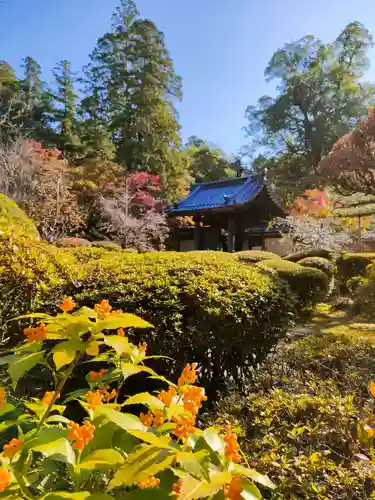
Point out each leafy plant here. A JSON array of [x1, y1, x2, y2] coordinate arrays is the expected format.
[[0, 299, 275, 499]]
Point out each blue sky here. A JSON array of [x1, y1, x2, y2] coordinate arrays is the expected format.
[[1, 0, 375, 159]]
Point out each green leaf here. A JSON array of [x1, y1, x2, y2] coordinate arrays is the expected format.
[[123, 393, 164, 410], [104, 336, 134, 355], [179, 472, 231, 500], [62, 389, 88, 404], [14, 313, 49, 320], [108, 445, 174, 489], [72, 307, 97, 319], [85, 340, 100, 357], [97, 313, 153, 332], [8, 351, 45, 389], [95, 406, 147, 431], [0, 354, 17, 366], [127, 430, 173, 448], [45, 415, 71, 425], [14, 342, 43, 353], [52, 339, 81, 370], [42, 493, 90, 500], [203, 428, 224, 454], [26, 428, 75, 465], [240, 479, 262, 500], [176, 451, 210, 480], [233, 465, 275, 489], [0, 404, 15, 417], [79, 449, 125, 470]]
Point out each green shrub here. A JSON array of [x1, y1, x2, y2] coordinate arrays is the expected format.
[[284, 248, 334, 262], [336, 252, 375, 282], [236, 250, 281, 263], [0, 236, 295, 394], [91, 240, 122, 251], [256, 259, 329, 309], [56, 237, 92, 247], [0, 194, 39, 239], [297, 256, 335, 278], [204, 328, 375, 499]]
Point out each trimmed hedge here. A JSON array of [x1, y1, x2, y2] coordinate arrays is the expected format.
[[91, 240, 122, 252], [236, 250, 281, 263], [0, 235, 295, 394], [336, 252, 375, 282], [284, 248, 334, 262], [0, 194, 39, 239], [256, 259, 329, 308], [56, 237, 92, 247], [297, 256, 335, 278]]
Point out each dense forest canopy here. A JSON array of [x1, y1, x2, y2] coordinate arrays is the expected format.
[[1, 0, 375, 244]]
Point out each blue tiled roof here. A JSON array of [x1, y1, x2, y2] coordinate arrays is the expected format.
[[171, 176, 263, 213]]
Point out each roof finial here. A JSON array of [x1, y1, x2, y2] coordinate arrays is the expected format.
[[263, 167, 268, 182]]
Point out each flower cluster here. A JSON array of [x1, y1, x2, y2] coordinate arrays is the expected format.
[[89, 369, 107, 382], [86, 387, 116, 409], [224, 427, 241, 463], [138, 476, 160, 489], [3, 439, 23, 458], [140, 409, 164, 428], [23, 323, 47, 343], [0, 469, 11, 493], [224, 476, 243, 500], [0, 387, 5, 407], [68, 420, 95, 451], [172, 479, 183, 498], [178, 363, 198, 386], [182, 386, 207, 415], [94, 299, 112, 320], [59, 297, 76, 312], [42, 391, 59, 406]]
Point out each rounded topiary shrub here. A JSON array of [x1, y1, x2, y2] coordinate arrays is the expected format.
[[336, 252, 375, 282], [284, 248, 335, 262], [92, 240, 122, 252], [0, 239, 295, 395], [236, 250, 281, 263], [0, 194, 39, 239], [256, 259, 329, 309], [297, 256, 335, 278]]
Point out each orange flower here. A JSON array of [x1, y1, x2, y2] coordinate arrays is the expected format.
[[182, 386, 207, 415], [153, 409, 164, 427], [140, 411, 154, 427], [224, 476, 243, 500], [101, 387, 116, 403], [178, 363, 198, 386], [42, 391, 60, 406], [158, 386, 177, 406], [0, 388, 5, 407], [24, 323, 48, 343], [172, 479, 183, 498], [94, 299, 112, 320], [89, 369, 107, 383], [59, 297, 76, 312], [172, 416, 196, 440], [0, 469, 11, 493], [86, 390, 103, 409], [117, 328, 125, 337], [68, 420, 95, 451], [138, 476, 160, 489], [224, 428, 241, 463], [3, 439, 23, 458]]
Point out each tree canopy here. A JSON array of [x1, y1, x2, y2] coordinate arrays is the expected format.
[[245, 22, 375, 198]]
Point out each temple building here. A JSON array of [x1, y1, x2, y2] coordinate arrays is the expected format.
[[168, 174, 288, 253]]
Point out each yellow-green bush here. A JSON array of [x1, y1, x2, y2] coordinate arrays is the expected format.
[[205, 329, 375, 499], [256, 259, 329, 309], [284, 248, 334, 262], [92, 240, 122, 251], [297, 256, 335, 278], [337, 252, 375, 282], [236, 250, 281, 263], [0, 194, 39, 239], [0, 236, 295, 393]]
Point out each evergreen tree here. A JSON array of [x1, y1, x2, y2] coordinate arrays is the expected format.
[[52, 60, 81, 159]]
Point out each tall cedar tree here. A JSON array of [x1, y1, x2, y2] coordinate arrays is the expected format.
[[51, 60, 81, 159], [84, 0, 188, 201]]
